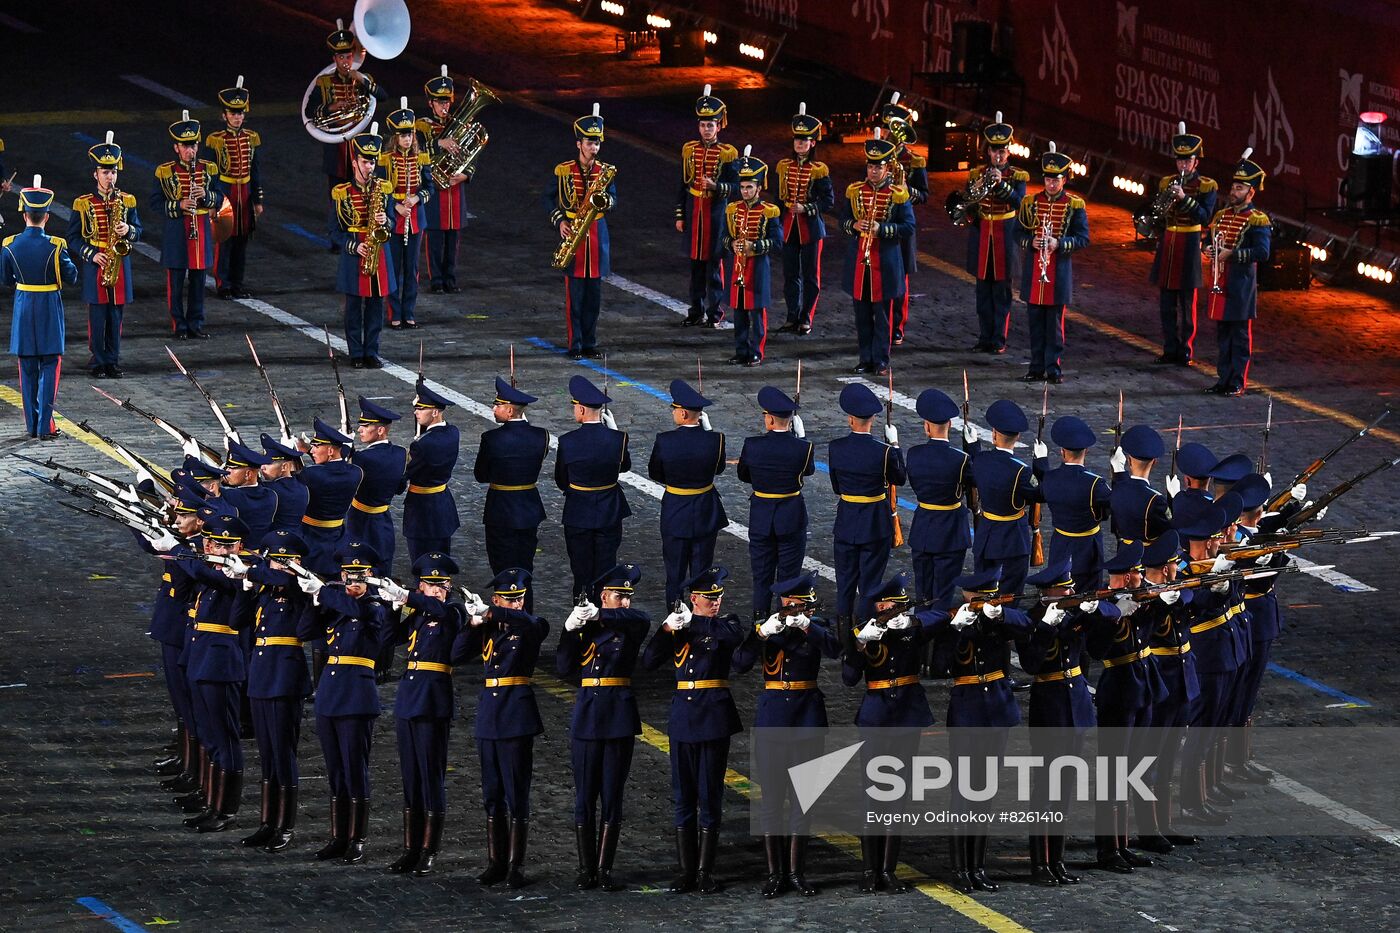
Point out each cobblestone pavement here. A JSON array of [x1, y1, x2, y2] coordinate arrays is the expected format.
[[1, 2, 1398, 931]]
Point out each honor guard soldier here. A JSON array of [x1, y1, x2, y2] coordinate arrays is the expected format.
[[1204, 150, 1271, 397], [839, 132, 915, 376], [236, 530, 313, 852], [642, 567, 746, 895], [418, 66, 469, 293], [298, 419, 364, 577], [384, 553, 466, 876], [555, 375, 632, 604], [737, 386, 815, 619], [451, 569, 550, 889], [1037, 415, 1111, 593], [556, 563, 651, 892], [844, 572, 936, 893], [880, 93, 929, 346], [775, 104, 833, 335], [151, 110, 224, 339], [69, 133, 141, 378], [296, 542, 395, 863], [260, 434, 309, 533], [476, 377, 550, 610], [969, 399, 1043, 597], [205, 76, 263, 299], [722, 147, 783, 366], [829, 383, 906, 626], [332, 123, 396, 369], [1109, 424, 1175, 547], [221, 440, 279, 548], [734, 572, 839, 897], [549, 104, 616, 360], [307, 19, 389, 215], [648, 380, 727, 608], [1151, 123, 1217, 366], [381, 98, 433, 328], [1174, 442, 1218, 511], [403, 384, 461, 561], [905, 388, 976, 609], [1015, 143, 1089, 383], [3, 177, 77, 438], [676, 85, 739, 327], [966, 113, 1028, 354], [348, 397, 409, 577]]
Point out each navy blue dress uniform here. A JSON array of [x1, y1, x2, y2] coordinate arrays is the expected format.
[[1172, 441, 1218, 512], [555, 376, 632, 603], [733, 573, 839, 896], [205, 76, 263, 299], [449, 569, 549, 888], [305, 20, 390, 194], [966, 114, 1029, 354], [235, 531, 313, 851], [721, 148, 784, 365], [843, 573, 935, 893], [677, 85, 739, 327], [547, 105, 617, 359], [68, 134, 141, 377], [828, 383, 906, 622], [1230, 474, 1285, 777], [347, 397, 408, 576], [737, 387, 815, 618], [388, 553, 466, 876], [3, 179, 77, 438], [775, 104, 833, 334], [1109, 424, 1173, 546], [379, 99, 434, 327], [296, 541, 393, 863], [905, 388, 975, 609], [641, 567, 746, 894], [475, 377, 550, 609], [1015, 144, 1090, 382], [648, 380, 727, 608], [297, 419, 364, 576], [150, 111, 225, 339], [555, 563, 651, 891], [880, 94, 929, 344], [261, 434, 310, 532], [1151, 125, 1217, 365], [1204, 153, 1271, 397], [418, 66, 469, 293], [221, 440, 279, 548], [969, 399, 1042, 596], [1038, 416, 1111, 592], [839, 135, 916, 375], [403, 385, 461, 560], [331, 125, 396, 367]]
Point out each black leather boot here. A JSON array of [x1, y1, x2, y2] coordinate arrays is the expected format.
[[387, 808, 423, 873], [696, 827, 722, 894], [265, 784, 298, 852], [1029, 835, 1058, 886], [154, 722, 185, 774], [1134, 797, 1174, 854], [969, 835, 998, 891], [176, 748, 211, 811], [669, 823, 698, 893], [477, 816, 509, 885], [1159, 782, 1198, 845], [760, 834, 785, 897], [1048, 835, 1079, 884], [184, 766, 221, 827], [505, 818, 530, 888], [859, 836, 883, 892], [949, 835, 973, 893], [315, 795, 350, 860], [1117, 806, 1153, 867], [1096, 815, 1133, 874], [197, 769, 242, 833], [342, 797, 370, 863], [242, 781, 277, 847], [880, 833, 910, 893], [787, 834, 816, 896], [162, 724, 197, 791], [575, 820, 599, 889], [597, 821, 623, 892], [414, 812, 444, 876]]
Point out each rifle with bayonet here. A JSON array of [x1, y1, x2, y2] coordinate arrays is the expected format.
[[246, 334, 294, 445], [1170, 415, 1183, 479], [166, 345, 241, 451], [960, 369, 980, 513], [1039, 563, 1306, 609], [1187, 529, 1364, 571], [1266, 407, 1391, 513], [325, 325, 350, 437], [73, 420, 177, 495], [90, 385, 223, 464], [886, 366, 905, 548], [24, 468, 168, 533], [1258, 397, 1272, 474], [1285, 455, 1400, 528], [1029, 381, 1048, 567], [10, 451, 165, 510]]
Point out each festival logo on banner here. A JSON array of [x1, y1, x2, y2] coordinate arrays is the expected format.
[[1037, 3, 1079, 105], [1115, 3, 1138, 55], [1112, 12, 1219, 160], [851, 0, 892, 40], [919, 2, 955, 73], [1249, 68, 1297, 177]]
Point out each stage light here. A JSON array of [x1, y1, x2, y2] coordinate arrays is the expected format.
[[1308, 244, 1329, 263], [738, 42, 765, 60], [646, 13, 671, 28], [1112, 175, 1145, 197], [1008, 142, 1031, 159], [1070, 160, 1088, 177], [703, 30, 718, 44], [599, 0, 625, 15]]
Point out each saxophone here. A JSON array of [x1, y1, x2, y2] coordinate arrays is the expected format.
[[552, 162, 616, 269], [361, 179, 390, 277], [100, 187, 131, 290]]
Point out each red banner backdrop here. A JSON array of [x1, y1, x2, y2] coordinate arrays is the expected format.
[[693, 0, 1400, 220]]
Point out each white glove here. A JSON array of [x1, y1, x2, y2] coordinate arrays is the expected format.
[[1255, 554, 1274, 567], [1033, 440, 1048, 460], [1210, 580, 1231, 594], [1291, 483, 1307, 502], [144, 528, 179, 552], [279, 431, 297, 449], [962, 423, 978, 445], [1109, 447, 1127, 472], [950, 604, 977, 629], [298, 575, 324, 597], [791, 414, 805, 439], [1262, 471, 1272, 488], [699, 411, 713, 432], [459, 587, 488, 617], [565, 603, 594, 632], [1114, 594, 1139, 616], [181, 438, 201, 460], [1316, 505, 1328, 521], [785, 612, 810, 629], [664, 605, 693, 630], [1165, 475, 1182, 497], [379, 581, 410, 605], [222, 554, 249, 578], [1159, 589, 1182, 605], [241, 576, 256, 591], [297, 430, 314, 448], [1078, 599, 1100, 614], [601, 409, 618, 431], [886, 613, 912, 630], [981, 601, 1002, 620], [1042, 604, 1068, 626], [856, 622, 885, 643], [760, 616, 786, 637], [884, 424, 899, 446], [1211, 555, 1235, 573]]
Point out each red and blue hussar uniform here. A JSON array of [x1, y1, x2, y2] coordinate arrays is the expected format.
[[905, 388, 976, 609], [737, 387, 815, 618], [68, 134, 141, 377], [331, 124, 396, 367], [417, 66, 471, 293], [555, 375, 632, 603], [880, 93, 929, 345], [775, 104, 833, 335], [3, 178, 77, 438], [403, 384, 461, 560], [838, 135, 915, 376], [969, 399, 1043, 597], [304, 20, 390, 199], [347, 397, 408, 576], [1037, 415, 1111, 592], [548, 104, 616, 360], [379, 98, 434, 327], [648, 380, 727, 607], [1150, 124, 1217, 365], [1015, 144, 1090, 382], [1204, 152, 1271, 397], [722, 148, 783, 366], [676, 85, 739, 327], [205, 76, 263, 299], [475, 377, 550, 610], [966, 113, 1028, 354], [297, 418, 364, 577], [150, 110, 225, 339]]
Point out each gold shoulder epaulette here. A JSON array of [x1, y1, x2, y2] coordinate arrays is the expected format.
[[47, 235, 66, 248], [724, 201, 740, 218], [811, 162, 829, 179], [554, 162, 574, 178], [246, 130, 262, 147], [1, 234, 16, 248], [908, 154, 927, 169], [681, 140, 698, 161], [200, 159, 219, 173], [417, 152, 431, 167], [331, 184, 350, 202], [206, 133, 225, 151], [891, 186, 911, 204], [761, 203, 781, 220], [72, 195, 92, 211], [845, 181, 865, 198], [1067, 194, 1087, 210], [154, 163, 174, 181], [121, 192, 138, 208], [1012, 168, 1031, 182], [1197, 176, 1217, 193], [717, 143, 739, 161], [1248, 210, 1271, 227]]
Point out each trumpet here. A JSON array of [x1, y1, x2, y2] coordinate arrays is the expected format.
[[1037, 213, 1053, 284], [100, 186, 131, 291], [553, 162, 616, 270], [944, 166, 998, 226], [1209, 226, 1225, 295]]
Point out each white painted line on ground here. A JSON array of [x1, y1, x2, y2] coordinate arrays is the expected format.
[[119, 75, 209, 110], [605, 272, 733, 329], [1291, 554, 1376, 593], [1267, 770, 1400, 847]]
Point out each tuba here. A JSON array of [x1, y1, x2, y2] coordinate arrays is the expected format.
[[429, 78, 499, 188], [302, 0, 410, 144], [552, 163, 617, 269], [1133, 172, 1186, 238], [945, 167, 996, 226]]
